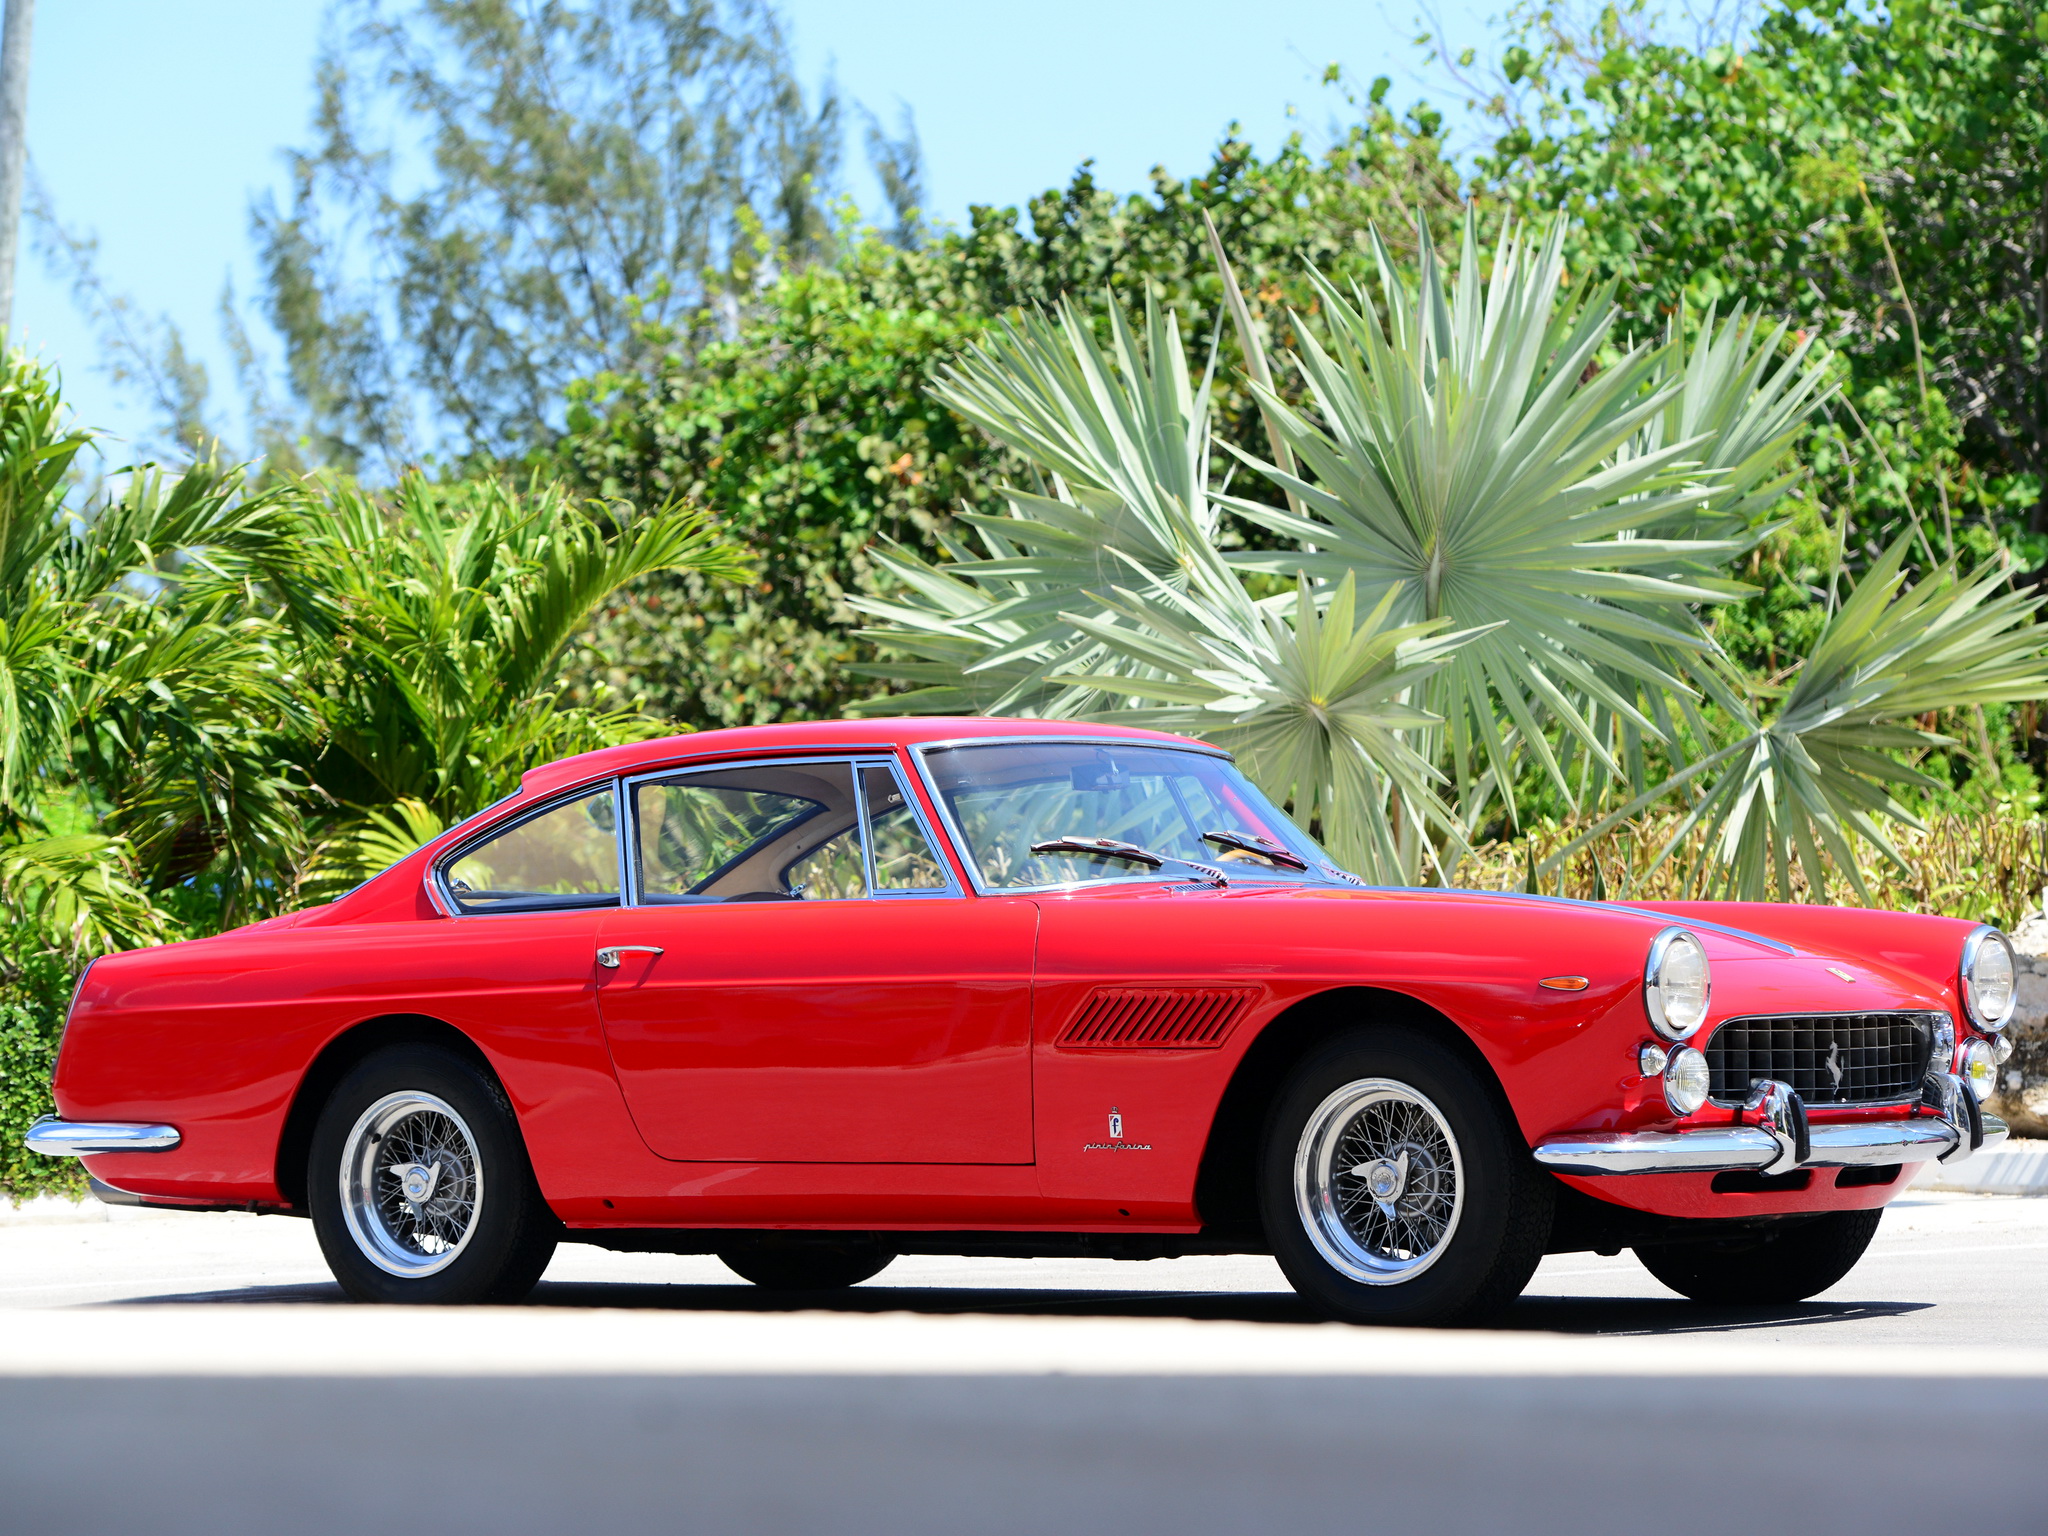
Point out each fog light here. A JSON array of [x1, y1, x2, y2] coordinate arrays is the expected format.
[[1638, 1042, 1669, 1077], [1959, 1036, 1998, 1102], [1663, 1046, 1711, 1116]]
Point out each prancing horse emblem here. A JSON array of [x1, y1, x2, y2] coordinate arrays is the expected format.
[[1108, 1108, 1124, 1141], [1825, 1040, 1845, 1090]]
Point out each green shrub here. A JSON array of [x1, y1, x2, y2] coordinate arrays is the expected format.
[[0, 995, 84, 1204]]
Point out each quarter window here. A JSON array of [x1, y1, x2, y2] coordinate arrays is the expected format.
[[861, 764, 950, 891], [442, 788, 621, 914]]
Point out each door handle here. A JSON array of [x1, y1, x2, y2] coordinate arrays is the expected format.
[[597, 945, 665, 969]]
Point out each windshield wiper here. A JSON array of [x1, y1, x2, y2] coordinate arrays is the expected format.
[[1029, 835, 1228, 887], [1201, 828, 1309, 871]]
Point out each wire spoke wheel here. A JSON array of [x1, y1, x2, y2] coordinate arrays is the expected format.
[[339, 1091, 485, 1279], [1294, 1077, 1464, 1286]]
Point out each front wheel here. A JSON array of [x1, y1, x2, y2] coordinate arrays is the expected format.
[[1634, 1209, 1882, 1304], [1259, 1028, 1553, 1327], [308, 1045, 558, 1305]]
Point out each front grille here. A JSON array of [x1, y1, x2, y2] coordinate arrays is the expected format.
[[1703, 1012, 1937, 1107]]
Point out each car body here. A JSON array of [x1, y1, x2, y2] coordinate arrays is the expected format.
[[29, 718, 2016, 1321]]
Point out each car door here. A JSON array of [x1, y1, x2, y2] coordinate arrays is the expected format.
[[593, 754, 1038, 1163], [417, 782, 625, 1111]]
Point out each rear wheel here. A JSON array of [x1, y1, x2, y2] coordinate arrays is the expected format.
[[1634, 1209, 1882, 1304], [308, 1045, 558, 1305], [717, 1237, 895, 1290], [1259, 1027, 1553, 1327]]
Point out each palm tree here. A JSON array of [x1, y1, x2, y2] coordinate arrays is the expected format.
[[855, 214, 2048, 894], [0, 349, 298, 943], [280, 472, 751, 891]]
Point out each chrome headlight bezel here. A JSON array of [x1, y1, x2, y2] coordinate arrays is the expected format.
[[1662, 1045, 1711, 1116], [1960, 926, 2018, 1033], [1958, 1036, 1998, 1102], [1643, 928, 1712, 1041]]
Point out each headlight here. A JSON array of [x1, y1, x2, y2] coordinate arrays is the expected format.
[[1663, 1046, 1711, 1116], [1960, 927, 2017, 1032], [1644, 928, 1712, 1040], [1959, 1036, 1998, 1102]]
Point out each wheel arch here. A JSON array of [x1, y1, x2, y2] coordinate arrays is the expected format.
[[274, 1014, 504, 1211], [1192, 985, 1518, 1243]]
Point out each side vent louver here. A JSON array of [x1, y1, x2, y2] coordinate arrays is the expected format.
[[1055, 987, 1255, 1050]]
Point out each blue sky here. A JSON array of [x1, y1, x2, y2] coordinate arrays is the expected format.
[[17, 0, 1500, 458]]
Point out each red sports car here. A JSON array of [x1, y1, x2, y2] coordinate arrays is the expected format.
[[28, 719, 2015, 1324]]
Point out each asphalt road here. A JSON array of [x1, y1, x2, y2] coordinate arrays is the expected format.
[[3, 1187, 2044, 1534]]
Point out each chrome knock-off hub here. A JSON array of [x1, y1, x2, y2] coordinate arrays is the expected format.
[[390, 1160, 444, 1206]]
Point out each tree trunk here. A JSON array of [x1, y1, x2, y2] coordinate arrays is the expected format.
[[0, 0, 33, 338]]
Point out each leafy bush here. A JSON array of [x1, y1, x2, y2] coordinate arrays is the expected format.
[[0, 978, 82, 1212]]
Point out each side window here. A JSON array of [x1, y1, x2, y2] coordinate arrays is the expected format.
[[860, 765, 950, 892], [635, 761, 865, 902], [443, 788, 620, 914]]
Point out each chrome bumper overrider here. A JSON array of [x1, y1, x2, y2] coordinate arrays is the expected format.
[[24, 1117, 181, 1155], [1534, 1073, 2006, 1178]]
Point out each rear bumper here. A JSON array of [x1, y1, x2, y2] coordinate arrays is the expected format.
[[24, 1117, 181, 1155], [1535, 1076, 2005, 1178]]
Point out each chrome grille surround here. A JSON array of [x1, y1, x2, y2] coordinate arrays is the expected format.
[[1702, 1011, 1941, 1108]]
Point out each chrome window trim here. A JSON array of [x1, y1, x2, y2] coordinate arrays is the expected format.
[[905, 736, 1334, 899], [851, 760, 879, 895], [619, 751, 965, 905], [610, 773, 633, 908], [857, 758, 961, 899], [909, 732, 1234, 761], [429, 780, 627, 919]]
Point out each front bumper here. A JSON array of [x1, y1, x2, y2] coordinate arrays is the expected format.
[[24, 1117, 181, 1155], [1534, 1073, 2005, 1178]]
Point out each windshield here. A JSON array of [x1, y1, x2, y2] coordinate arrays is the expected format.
[[921, 741, 1341, 890]]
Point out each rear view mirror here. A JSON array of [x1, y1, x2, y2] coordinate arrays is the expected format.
[[1070, 764, 1130, 792]]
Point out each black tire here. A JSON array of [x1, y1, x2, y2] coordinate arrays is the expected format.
[[1259, 1027, 1553, 1327], [716, 1237, 896, 1290], [1634, 1209, 1882, 1304], [308, 1044, 558, 1305]]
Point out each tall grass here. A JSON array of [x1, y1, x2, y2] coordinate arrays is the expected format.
[[1459, 810, 2047, 929]]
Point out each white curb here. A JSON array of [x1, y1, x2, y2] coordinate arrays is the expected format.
[[1913, 1137, 2048, 1196]]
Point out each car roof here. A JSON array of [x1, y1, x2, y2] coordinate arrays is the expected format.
[[514, 716, 1222, 802]]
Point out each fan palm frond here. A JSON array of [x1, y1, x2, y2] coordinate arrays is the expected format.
[[853, 291, 1228, 712], [1555, 535, 2048, 899], [1054, 572, 1485, 882], [1225, 213, 1751, 806]]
